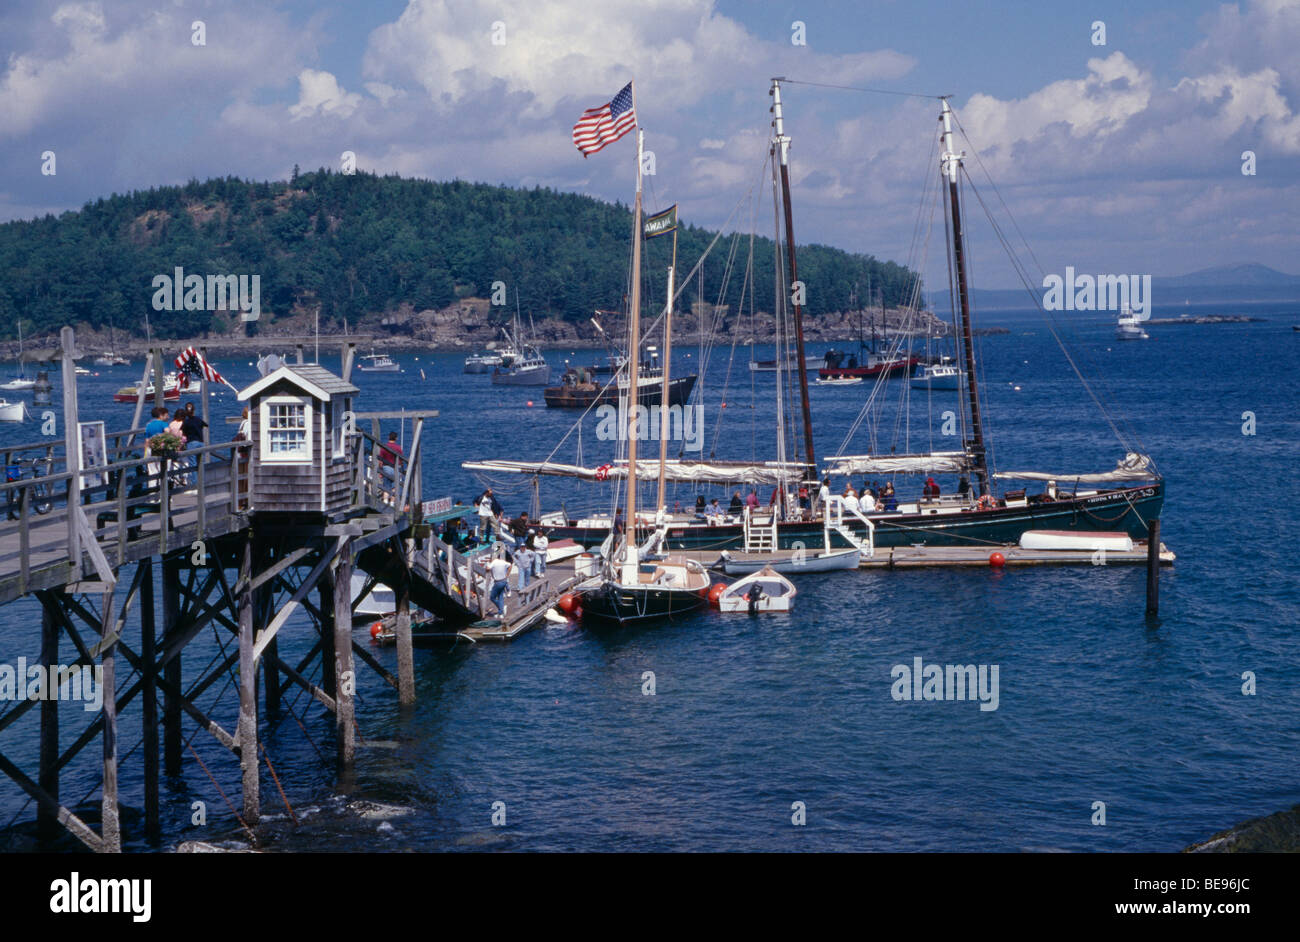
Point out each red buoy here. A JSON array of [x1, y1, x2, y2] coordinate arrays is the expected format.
[[526, 400, 534, 407], [988, 552, 1006, 568], [369, 621, 383, 639], [707, 582, 727, 605], [557, 593, 579, 615]]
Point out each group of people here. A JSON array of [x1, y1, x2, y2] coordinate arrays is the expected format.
[[471, 487, 550, 617], [143, 401, 207, 486]]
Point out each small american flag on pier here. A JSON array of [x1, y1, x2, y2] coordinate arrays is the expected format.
[[572, 81, 636, 157]]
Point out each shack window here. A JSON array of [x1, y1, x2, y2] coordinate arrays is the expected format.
[[261, 396, 312, 462]]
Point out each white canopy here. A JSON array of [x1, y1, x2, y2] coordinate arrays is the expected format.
[[822, 452, 972, 476], [993, 452, 1158, 484], [462, 458, 811, 486]]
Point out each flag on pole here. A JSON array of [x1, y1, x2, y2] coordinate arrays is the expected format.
[[572, 82, 636, 158], [644, 204, 678, 239], [174, 346, 236, 392]]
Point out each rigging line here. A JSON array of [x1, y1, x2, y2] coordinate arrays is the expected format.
[[959, 167, 1135, 454], [779, 78, 944, 100], [949, 110, 1148, 458]]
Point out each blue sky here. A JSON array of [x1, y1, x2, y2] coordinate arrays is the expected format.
[[1, 0, 1297, 291]]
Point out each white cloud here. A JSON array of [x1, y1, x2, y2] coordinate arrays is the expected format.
[[290, 69, 362, 120]]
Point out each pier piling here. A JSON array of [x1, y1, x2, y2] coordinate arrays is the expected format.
[[1146, 519, 1161, 616]]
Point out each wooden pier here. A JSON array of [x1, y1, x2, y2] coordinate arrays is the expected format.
[[0, 328, 462, 852]]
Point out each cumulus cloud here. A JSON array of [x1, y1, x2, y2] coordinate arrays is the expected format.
[[290, 69, 362, 120]]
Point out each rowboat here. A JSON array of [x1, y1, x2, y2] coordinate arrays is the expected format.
[[716, 567, 796, 612]]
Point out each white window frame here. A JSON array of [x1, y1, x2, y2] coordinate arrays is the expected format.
[[260, 395, 313, 463], [332, 398, 350, 460]]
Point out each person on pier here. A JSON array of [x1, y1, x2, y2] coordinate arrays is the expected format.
[[487, 549, 511, 616], [476, 488, 497, 538]]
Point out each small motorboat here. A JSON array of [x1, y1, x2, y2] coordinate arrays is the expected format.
[[716, 567, 796, 613], [351, 574, 396, 624], [910, 357, 964, 390], [1115, 306, 1149, 341], [464, 352, 504, 373], [357, 350, 401, 372], [0, 377, 35, 391], [1018, 530, 1134, 552], [815, 375, 863, 386], [0, 398, 26, 422]]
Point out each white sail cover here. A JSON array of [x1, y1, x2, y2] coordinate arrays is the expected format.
[[993, 452, 1157, 483], [822, 452, 972, 476], [462, 458, 810, 486]]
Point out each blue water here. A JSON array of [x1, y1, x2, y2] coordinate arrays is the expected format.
[[1, 301, 1297, 852]]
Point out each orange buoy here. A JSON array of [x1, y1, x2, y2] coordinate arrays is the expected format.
[[557, 592, 579, 615], [526, 400, 534, 407], [707, 582, 727, 605], [988, 552, 1006, 568], [369, 621, 384, 639]]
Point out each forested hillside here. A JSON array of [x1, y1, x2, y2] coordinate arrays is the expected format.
[[0, 169, 920, 340]]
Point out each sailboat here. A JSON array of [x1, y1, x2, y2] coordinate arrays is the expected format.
[[2, 322, 36, 391], [571, 103, 710, 625], [468, 84, 1163, 554], [490, 294, 551, 385]]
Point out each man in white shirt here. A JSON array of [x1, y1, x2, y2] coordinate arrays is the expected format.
[[842, 486, 861, 514], [859, 489, 876, 513], [487, 553, 511, 615], [817, 478, 831, 514], [477, 491, 495, 538], [532, 531, 548, 575]]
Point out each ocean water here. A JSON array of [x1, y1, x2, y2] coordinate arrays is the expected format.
[[1, 300, 1297, 852]]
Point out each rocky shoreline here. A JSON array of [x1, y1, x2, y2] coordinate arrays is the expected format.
[[5, 298, 959, 361]]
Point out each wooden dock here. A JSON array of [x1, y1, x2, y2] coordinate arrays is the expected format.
[[0, 330, 451, 853]]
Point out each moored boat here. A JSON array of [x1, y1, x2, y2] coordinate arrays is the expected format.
[[716, 567, 796, 612], [464, 352, 503, 373], [357, 350, 401, 372]]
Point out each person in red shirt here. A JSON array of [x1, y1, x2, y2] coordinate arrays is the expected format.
[[379, 432, 402, 492]]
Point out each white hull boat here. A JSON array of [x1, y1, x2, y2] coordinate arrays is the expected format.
[[351, 574, 396, 622], [717, 567, 797, 612], [715, 546, 860, 575], [1018, 530, 1134, 552], [815, 376, 862, 386], [0, 399, 27, 422]]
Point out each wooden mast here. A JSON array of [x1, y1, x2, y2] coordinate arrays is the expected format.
[[770, 78, 817, 485], [622, 114, 645, 582], [940, 98, 991, 497]]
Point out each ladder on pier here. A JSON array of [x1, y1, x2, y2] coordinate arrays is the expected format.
[[742, 507, 778, 552], [824, 496, 875, 559]]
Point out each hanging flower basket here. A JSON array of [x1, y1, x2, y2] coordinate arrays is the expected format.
[[147, 432, 184, 458]]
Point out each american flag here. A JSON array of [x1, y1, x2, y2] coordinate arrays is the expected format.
[[572, 82, 636, 158], [174, 346, 232, 390]]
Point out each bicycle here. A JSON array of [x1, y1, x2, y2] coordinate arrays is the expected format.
[[6, 455, 53, 520]]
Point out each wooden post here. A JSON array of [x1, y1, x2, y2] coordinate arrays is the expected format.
[[1145, 519, 1161, 616], [261, 547, 280, 717], [395, 566, 414, 706], [37, 602, 59, 841], [99, 584, 120, 852], [61, 328, 80, 574], [237, 535, 260, 823], [332, 545, 356, 767], [162, 555, 182, 775], [140, 559, 159, 839], [319, 573, 336, 698], [152, 348, 164, 414]]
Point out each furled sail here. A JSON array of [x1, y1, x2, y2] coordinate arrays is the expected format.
[[462, 458, 810, 486], [821, 452, 972, 476], [993, 452, 1158, 483]]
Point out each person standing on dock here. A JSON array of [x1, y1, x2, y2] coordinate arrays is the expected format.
[[144, 406, 170, 484], [488, 550, 511, 616], [532, 530, 548, 576], [477, 488, 496, 538], [514, 544, 533, 591]]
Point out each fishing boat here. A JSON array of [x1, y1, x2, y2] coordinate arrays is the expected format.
[[0, 398, 26, 422], [544, 350, 696, 408], [357, 350, 401, 372], [491, 344, 550, 385], [1115, 307, 1149, 341], [113, 371, 186, 403], [715, 567, 796, 613], [817, 348, 920, 381], [468, 85, 1164, 554], [463, 351, 504, 373], [910, 356, 964, 390]]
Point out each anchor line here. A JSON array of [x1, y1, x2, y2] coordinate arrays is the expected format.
[[187, 741, 257, 843], [259, 742, 298, 826]]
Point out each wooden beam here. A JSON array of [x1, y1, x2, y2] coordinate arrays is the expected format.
[[161, 556, 182, 775], [251, 535, 346, 661], [333, 546, 356, 767], [38, 603, 59, 840], [237, 535, 259, 823], [61, 328, 81, 573], [0, 750, 103, 852], [98, 580, 121, 852], [139, 558, 159, 839]]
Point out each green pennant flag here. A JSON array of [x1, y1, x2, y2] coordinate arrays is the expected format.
[[644, 204, 678, 239]]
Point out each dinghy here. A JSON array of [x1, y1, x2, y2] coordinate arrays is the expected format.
[[1018, 530, 1134, 552], [716, 567, 796, 613]]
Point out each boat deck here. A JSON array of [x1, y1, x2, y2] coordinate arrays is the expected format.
[[675, 542, 1173, 570]]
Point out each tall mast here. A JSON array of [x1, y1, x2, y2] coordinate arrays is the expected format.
[[623, 124, 645, 575], [656, 229, 677, 511], [940, 98, 990, 497], [770, 78, 816, 482]]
